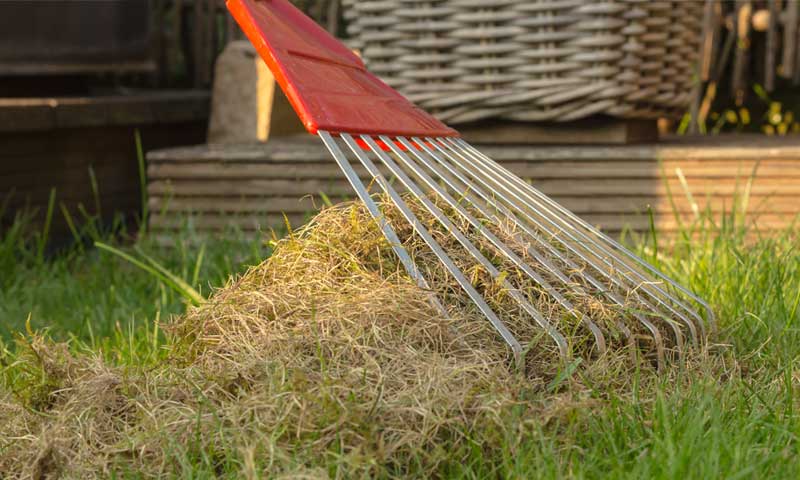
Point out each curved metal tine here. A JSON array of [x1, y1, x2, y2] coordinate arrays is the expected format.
[[445, 143, 695, 356], [334, 133, 526, 365], [349, 134, 570, 359], [422, 137, 669, 362], [411, 138, 648, 345], [317, 132, 449, 317], [439, 137, 696, 348], [436, 137, 684, 356], [392, 136, 607, 354], [454, 138, 715, 335], [449, 138, 705, 343]]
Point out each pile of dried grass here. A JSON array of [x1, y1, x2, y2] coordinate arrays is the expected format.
[[0, 200, 706, 477]]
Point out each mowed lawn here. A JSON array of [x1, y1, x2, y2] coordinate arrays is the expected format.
[[1, 209, 798, 478]]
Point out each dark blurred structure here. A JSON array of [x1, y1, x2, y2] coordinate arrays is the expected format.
[[0, 1, 153, 77], [0, 1, 209, 244], [0, 1, 345, 245], [689, 0, 800, 134]]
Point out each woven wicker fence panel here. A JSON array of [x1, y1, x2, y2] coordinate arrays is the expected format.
[[342, 0, 703, 123]]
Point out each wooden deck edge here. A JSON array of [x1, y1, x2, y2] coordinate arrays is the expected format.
[[145, 136, 800, 236], [0, 90, 211, 133]]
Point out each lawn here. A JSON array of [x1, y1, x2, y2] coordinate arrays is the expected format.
[[1, 205, 798, 478]]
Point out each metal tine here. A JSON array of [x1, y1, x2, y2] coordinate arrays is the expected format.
[[427, 138, 678, 363], [331, 133, 527, 366], [318, 131, 430, 289], [351, 134, 571, 359], [440, 141, 697, 349], [453, 138, 715, 331], [390, 136, 608, 354], [450, 138, 710, 340], [438, 139, 692, 311], [434, 136, 696, 352], [318, 131, 444, 316], [407, 138, 647, 344], [415, 137, 671, 361]]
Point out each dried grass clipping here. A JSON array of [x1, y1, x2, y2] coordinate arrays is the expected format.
[[0, 201, 706, 478]]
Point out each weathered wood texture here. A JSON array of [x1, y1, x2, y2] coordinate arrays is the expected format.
[[147, 135, 800, 236], [459, 117, 659, 145], [1, 93, 210, 244]]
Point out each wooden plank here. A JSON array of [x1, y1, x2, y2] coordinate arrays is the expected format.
[[0, 92, 210, 133], [6, 190, 140, 211], [148, 138, 800, 165], [148, 195, 336, 213], [782, 0, 799, 79], [459, 118, 659, 145], [171, 0, 184, 84], [144, 135, 800, 236], [0, 61, 156, 77], [148, 139, 333, 163], [765, 0, 779, 91], [3, 151, 139, 179], [3, 154, 139, 190], [2, 182, 138, 205], [489, 135, 800, 160], [588, 214, 796, 232], [152, 0, 166, 86], [657, 147, 800, 161], [0, 102, 55, 132], [148, 177, 800, 198], [150, 143, 664, 163], [193, 0, 205, 87], [2, 124, 204, 176], [150, 212, 309, 231], [731, 1, 752, 101], [148, 211, 796, 233], [206, 0, 217, 89], [147, 194, 800, 215], [148, 178, 360, 197], [146, 160, 800, 180], [658, 158, 800, 169]]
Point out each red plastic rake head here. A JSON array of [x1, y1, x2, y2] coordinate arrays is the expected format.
[[226, 0, 458, 139]]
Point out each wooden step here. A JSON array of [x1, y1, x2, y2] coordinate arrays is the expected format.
[[146, 135, 800, 236]]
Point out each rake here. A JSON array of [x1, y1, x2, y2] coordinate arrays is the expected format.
[[227, 0, 714, 368]]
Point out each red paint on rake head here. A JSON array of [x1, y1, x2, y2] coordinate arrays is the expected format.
[[226, 0, 458, 139], [354, 137, 435, 152]]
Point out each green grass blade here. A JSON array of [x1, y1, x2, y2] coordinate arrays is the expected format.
[[36, 188, 57, 263], [59, 203, 82, 250], [191, 243, 206, 288], [87, 165, 102, 217], [95, 242, 205, 306], [135, 129, 149, 235], [134, 245, 205, 306]]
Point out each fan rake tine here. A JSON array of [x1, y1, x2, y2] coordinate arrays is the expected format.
[[441, 138, 691, 350], [389, 136, 608, 355], [431, 137, 687, 364], [454, 138, 715, 336], [331, 133, 528, 367], [422, 137, 679, 363], [443, 139, 693, 317], [317, 131, 450, 317], [348, 134, 570, 360], [412, 136, 646, 343], [449, 138, 707, 344]]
